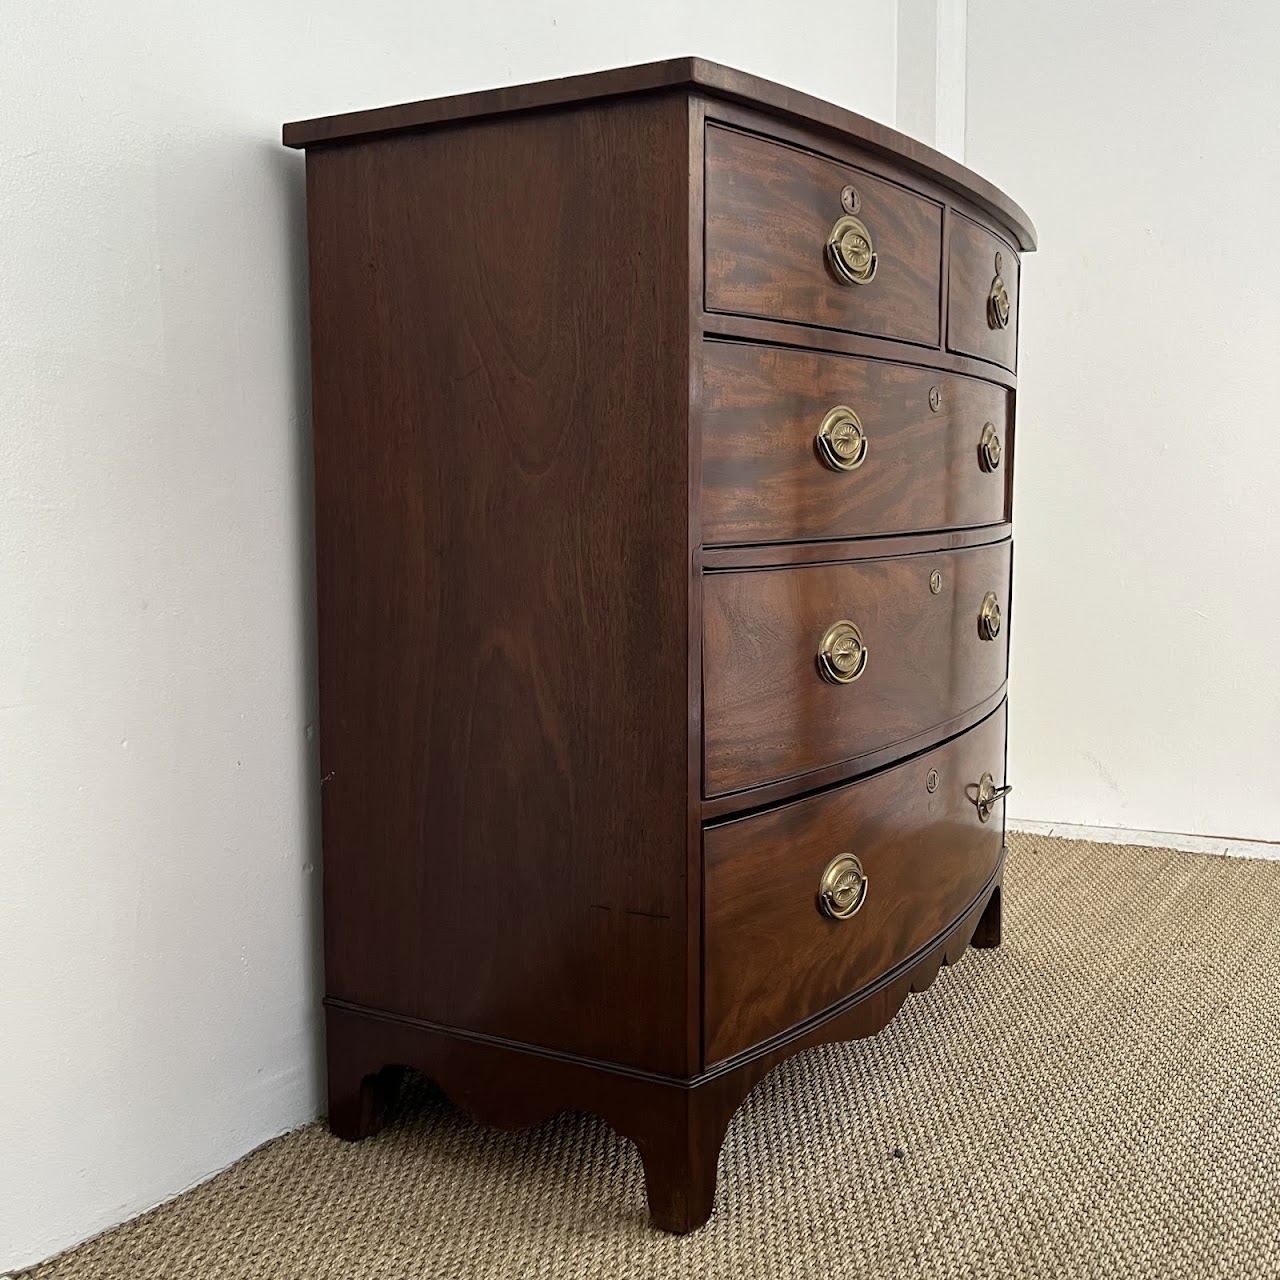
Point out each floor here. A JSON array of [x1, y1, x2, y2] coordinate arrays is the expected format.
[[22, 832, 1280, 1279]]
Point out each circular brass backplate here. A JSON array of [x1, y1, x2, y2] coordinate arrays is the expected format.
[[988, 269, 1011, 329], [930, 570, 943, 595], [816, 406, 868, 472], [979, 592, 1002, 640], [818, 853, 868, 921], [817, 620, 868, 685], [826, 214, 878, 285], [929, 386, 942, 412], [980, 423, 1003, 472]]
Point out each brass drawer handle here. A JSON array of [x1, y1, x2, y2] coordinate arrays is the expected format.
[[988, 251, 1011, 329], [827, 214, 878, 285], [817, 620, 868, 685], [980, 423, 1003, 472], [818, 853, 868, 920], [979, 592, 1002, 640], [815, 406, 868, 472], [968, 772, 1013, 823]]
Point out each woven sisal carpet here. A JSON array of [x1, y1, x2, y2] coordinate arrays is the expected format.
[[22, 833, 1280, 1279]]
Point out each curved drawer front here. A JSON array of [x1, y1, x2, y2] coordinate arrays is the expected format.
[[948, 212, 1019, 371], [704, 703, 1008, 1066], [703, 540, 1011, 797], [701, 341, 1011, 545], [704, 124, 942, 346]]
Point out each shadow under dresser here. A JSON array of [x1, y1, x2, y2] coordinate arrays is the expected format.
[[284, 57, 1036, 1234]]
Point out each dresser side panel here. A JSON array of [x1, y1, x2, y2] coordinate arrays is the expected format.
[[305, 95, 694, 1074]]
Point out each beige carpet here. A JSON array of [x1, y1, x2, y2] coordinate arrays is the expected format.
[[23, 833, 1280, 1279]]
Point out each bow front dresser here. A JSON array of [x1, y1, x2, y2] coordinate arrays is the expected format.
[[285, 58, 1035, 1234]]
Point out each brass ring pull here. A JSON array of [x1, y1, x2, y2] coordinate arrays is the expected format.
[[979, 592, 1002, 641], [827, 214, 878, 285], [817, 620, 868, 685], [980, 423, 1002, 472], [988, 256, 1011, 329], [815, 406, 868, 472], [818, 853, 868, 920], [968, 772, 1013, 823]]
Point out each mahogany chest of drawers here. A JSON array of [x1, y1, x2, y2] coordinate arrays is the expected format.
[[285, 58, 1035, 1234]]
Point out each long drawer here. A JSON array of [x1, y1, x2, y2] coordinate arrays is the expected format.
[[703, 539, 1011, 797], [701, 342, 1011, 545], [703, 702, 1008, 1065]]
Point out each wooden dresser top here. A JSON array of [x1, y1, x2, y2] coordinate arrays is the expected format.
[[282, 56, 1036, 251]]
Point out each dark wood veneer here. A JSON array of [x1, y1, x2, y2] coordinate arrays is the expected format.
[[290, 62, 1032, 1235], [306, 95, 694, 1075], [701, 341, 1010, 545], [705, 125, 943, 347], [705, 704, 1007, 1063], [703, 540, 1012, 796], [284, 57, 1036, 252], [948, 211, 1020, 371]]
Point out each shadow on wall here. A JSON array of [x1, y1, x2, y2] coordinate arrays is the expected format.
[[271, 139, 326, 1101]]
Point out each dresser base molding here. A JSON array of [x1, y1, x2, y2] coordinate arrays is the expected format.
[[324, 854, 1003, 1234]]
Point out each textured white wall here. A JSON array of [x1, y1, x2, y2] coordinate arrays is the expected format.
[[965, 0, 1280, 842], [896, 0, 966, 160], [0, 3, 899, 1269]]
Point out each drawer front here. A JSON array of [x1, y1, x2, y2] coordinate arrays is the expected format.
[[703, 540, 1011, 797], [704, 703, 1007, 1065], [701, 342, 1011, 545], [948, 213, 1019, 370], [704, 125, 942, 347]]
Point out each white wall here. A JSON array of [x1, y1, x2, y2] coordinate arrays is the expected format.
[[896, 0, 967, 160], [0, 3, 899, 1270], [964, 0, 1280, 844]]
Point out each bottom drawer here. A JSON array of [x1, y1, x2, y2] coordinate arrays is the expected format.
[[703, 704, 1008, 1066]]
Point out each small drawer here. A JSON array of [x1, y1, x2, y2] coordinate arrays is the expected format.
[[704, 703, 1007, 1065], [704, 125, 942, 347], [701, 341, 1011, 545], [703, 539, 1010, 797], [947, 213, 1019, 370]]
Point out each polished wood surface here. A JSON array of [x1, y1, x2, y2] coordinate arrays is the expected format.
[[704, 125, 942, 346], [948, 212, 1019, 371], [704, 704, 1007, 1064], [701, 524, 1008, 571], [326, 856, 1002, 1233], [701, 313, 1018, 389], [306, 94, 696, 1076], [703, 540, 1012, 796], [283, 56, 1037, 252], [701, 341, 1010, 545], [293, 62, 1033, 1234], [700, 685, 1007, 821]]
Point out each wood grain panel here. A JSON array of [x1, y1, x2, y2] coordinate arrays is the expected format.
[[948, 212, 1019, 371], [704, 125, 942, 346], [704, 704, 1008, 1064], [305, 96, 695, 1075], [701, 341, 1010, 545], [285, 57, 1038, 253], [703, 540, 1011, 796]]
